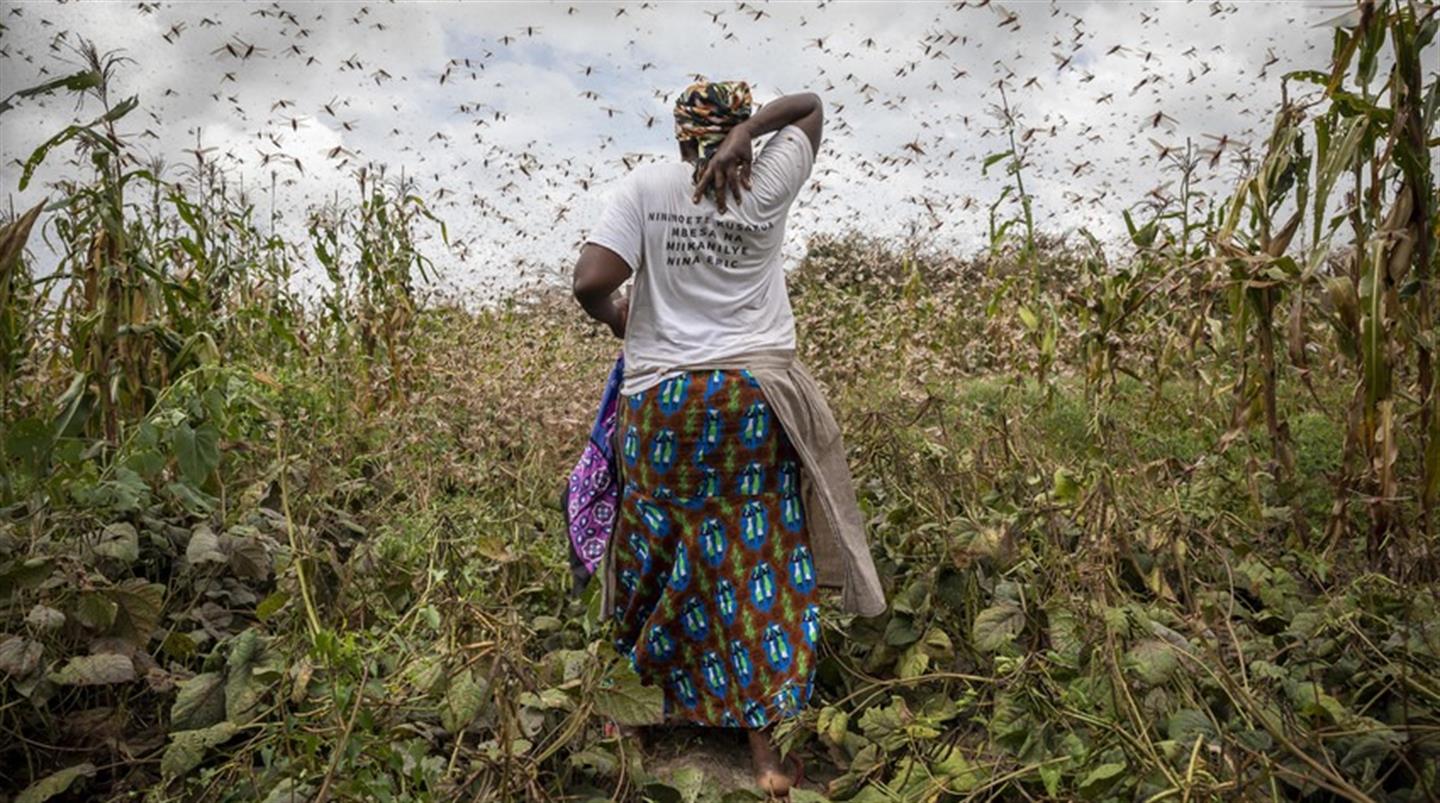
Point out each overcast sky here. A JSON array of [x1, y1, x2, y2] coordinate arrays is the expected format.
[[0, 1, 1381, 301]]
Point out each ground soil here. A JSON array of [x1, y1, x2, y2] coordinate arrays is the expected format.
[[641, 725, 839, 799]]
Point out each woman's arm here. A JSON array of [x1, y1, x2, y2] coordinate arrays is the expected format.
[[573, 244, 632, 338], [732, 92, 823, 153], [693, 92, 824, 209]]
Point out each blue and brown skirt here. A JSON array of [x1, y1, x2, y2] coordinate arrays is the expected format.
[[612, 368, 819, 728]]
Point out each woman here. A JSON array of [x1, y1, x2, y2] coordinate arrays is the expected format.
[[572, 80, 885, 796]]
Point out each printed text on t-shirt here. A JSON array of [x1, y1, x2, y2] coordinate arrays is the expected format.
[[647, 211, 775, 269]]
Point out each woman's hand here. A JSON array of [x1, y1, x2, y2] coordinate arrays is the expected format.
[[692, 123, 753, 213]]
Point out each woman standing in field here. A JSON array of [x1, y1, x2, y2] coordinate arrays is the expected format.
[[573, 81, 885, 796]]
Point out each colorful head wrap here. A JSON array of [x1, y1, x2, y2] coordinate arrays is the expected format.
[[673, 80, 753, 182]]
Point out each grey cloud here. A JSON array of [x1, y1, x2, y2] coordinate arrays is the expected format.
[[1, 1, 1357, 300]]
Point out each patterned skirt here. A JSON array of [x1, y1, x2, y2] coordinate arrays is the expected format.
[[611, 369, 819, 728]]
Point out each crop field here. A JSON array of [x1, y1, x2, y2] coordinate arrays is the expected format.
[[0, 1, 1438, 802]]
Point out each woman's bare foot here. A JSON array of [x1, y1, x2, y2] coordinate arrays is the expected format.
[[747, 728, 792, 797]]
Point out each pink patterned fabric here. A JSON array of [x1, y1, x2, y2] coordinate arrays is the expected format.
[[566, 355, 625, 575]]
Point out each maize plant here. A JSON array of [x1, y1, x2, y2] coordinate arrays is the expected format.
[[984, 84, 1059, 390], [1307, 0, 1436, 567], [1212, 99, 1311, 542], [310, 168, 446, 412]]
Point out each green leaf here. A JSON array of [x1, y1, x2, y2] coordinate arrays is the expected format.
[[922, 627, 954, 658], [0, 557, 54, 597], [890, 578, 930, 615], [1046, 605, 1084, 665], [166, 480, 217, 513], [122, 447, 166, 479], [74, 593, 118, 631], [858, 696, 907, 747], [25, 604, 65, 631], [931, 744, 983, 791], [93, 522, 139, 563], [1167, 709, 1216, 745], [108, 579, 164, 647], [1288, 680, 1349, 724], [2, 417, 50, 476], [186, 524, 226, 567], [50, 371, 87, 439], [668, 766, 706, 803], [1077, 761, 1127, 799], [594, 661, 663, 726], [535, 687, 573, 710], [225, 629, 267, 724], [162, 632, 197, 660], [259, 778, 315, 803], [224, 530, 271, 580], [1341, 727, 1402, 770], [567, 746, 618, 776], [170, 672, 225, 731], [442, 667, 491, 733], [405, 655, 445, 697], [1125, 639, 1180, 686], [1051, 468, 1081, 504], [883, 613, 922, 647], [982, 150, 1013, 174], [0, 70, 100, 115], [818, 706, 849, 746], [640, 780, 683, 803], [19, 127, 77, 191], [1017, 305, 1039, 331], [172, 421, 220, 485], [972, 602, 1025, 652], [99, 95, 139, 124], [100, 467, 150, 513], [897, 642, 930, 679], [14, 762, 96, 803], [1283, 69, 1331, 86], [0, 636, 43, 678], [474, 533, 514, 563], [162, 722, 237, 778], [532, 614, 563, 633], [256, 591, 290, 622], [50, 653, 135, 686], [1038, 763, 1062, 797]]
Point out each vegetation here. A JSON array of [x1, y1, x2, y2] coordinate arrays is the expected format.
[[1, 2, 1437, 801]]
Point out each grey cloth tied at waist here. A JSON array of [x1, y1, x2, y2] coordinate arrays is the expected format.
[[602, 348, 888, 618]]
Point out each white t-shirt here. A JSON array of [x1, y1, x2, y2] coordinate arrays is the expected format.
[[585, 125, 815, 396]]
